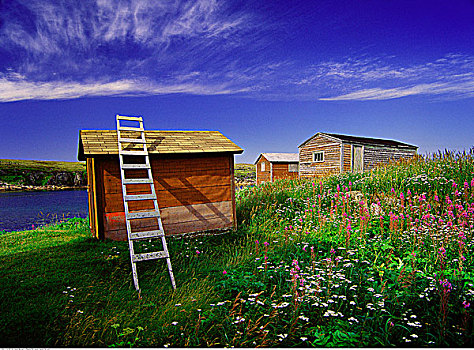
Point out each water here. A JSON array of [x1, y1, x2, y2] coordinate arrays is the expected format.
[[0, 190, 88, 232]]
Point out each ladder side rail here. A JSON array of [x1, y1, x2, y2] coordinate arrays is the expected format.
[[116, 114, 176, 292]]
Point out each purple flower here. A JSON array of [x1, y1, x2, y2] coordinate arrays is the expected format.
[[462, 301, 470, 308]]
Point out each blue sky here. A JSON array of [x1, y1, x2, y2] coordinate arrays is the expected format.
[[0, 0, 473, 163]]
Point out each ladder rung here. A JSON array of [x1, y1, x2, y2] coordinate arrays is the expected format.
[[130, 229, 164, 240], [124, 194, 156, 201], [122, 178, 153, 184], [118, 126, 144, 131], [120, 150, 147, 156], [116, 115, 143, 121], [132, 251, 168, 262], [119, 137, 146, 144], [121, 164, 150, 169], [126, 210, 160, 219]]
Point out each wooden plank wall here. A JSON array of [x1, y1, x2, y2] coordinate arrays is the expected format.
[[299, 135, 342, 177], [272, 163, 298, 181], [95, 154, 235, 240], [255, 156, 271, 184], [343, 144, 352, 172], [363, 146, 416, 171]]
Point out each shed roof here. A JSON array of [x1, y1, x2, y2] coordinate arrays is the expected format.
[[78, 130, 243, 161], [254, 153, 299, 164], [299, 132, 418, 149]]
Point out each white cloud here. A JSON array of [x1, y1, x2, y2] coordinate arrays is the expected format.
[[0, 77, 248, 102]]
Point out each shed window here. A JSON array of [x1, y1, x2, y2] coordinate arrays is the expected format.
[[261, 162, 265, 171], [288, 163, 298, 172], [313, 151, 324, 162]]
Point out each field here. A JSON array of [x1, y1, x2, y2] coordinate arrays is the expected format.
[[0, 151, 473, 347], [235, 163, 256, 186]]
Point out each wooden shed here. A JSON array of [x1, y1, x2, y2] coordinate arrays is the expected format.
[[298, 132, 417, 178], [254, 153, 299, 185], [78, 130, 243, 241]]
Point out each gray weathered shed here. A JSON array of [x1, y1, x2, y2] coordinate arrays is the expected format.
[[299, 132, 418, 177]]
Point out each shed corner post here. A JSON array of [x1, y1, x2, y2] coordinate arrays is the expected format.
[[230, 154, 237, 230], [255, 163, 258, 185], [87, 157, 100, 239]]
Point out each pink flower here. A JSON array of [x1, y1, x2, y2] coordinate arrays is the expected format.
[[463, 300, 470, 308], [264, 241, 269, 247], [196, 250, 200, 254], [223, 270, 227, 275]]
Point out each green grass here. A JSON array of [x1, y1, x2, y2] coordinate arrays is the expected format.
[[0, 159, 86, 172], [1, 151, 473, 347]]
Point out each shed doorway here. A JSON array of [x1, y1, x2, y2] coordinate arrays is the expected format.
[[353, 146, 363, 172]]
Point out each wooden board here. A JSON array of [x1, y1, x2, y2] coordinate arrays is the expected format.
[[363, 145, 416, 170], [272, 163, 298, 181], [343, 144, 352, 172], [103, 201, 234, 240], [299, 134, 342, 177]]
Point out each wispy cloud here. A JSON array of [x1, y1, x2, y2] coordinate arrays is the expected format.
[[315, 54, 474, 101], [0, 1, 473, 102], [0, 76, 248, 102]]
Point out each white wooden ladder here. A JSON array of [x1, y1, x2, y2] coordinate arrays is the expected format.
[[116, 114, 176, 292]]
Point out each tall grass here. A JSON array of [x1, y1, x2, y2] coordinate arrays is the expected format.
[[1, 150, 473, 346]]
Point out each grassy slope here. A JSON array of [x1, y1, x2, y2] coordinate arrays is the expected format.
[[0, 159, 85, 172], [0, 219, 253, 347]]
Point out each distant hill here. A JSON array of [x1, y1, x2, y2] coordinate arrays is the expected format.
[[0, 159, 87, 190]]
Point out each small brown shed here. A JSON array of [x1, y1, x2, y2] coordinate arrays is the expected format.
[[299, 132, 417, 178], [78, 130, 243, 241], [254, 153, 299, 185]]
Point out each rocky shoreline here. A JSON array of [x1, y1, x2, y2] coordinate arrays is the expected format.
[[0, 168, 87, 192], [0, 181, 87, 192]]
